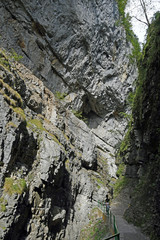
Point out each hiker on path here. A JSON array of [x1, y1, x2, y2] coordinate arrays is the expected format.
[[106, 194, 110, 214]]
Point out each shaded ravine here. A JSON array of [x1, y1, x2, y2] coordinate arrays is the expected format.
[[111, 188, 150, 240]]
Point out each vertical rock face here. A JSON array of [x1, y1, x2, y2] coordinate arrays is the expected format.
[[0, 56, 98, 239], [0, 0, 137, 177], [0, 1, 136, 110], [122, 14, 160, 240], [0, 0, 137, 239]]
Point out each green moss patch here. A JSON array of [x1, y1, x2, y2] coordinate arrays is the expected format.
[[27, 118, 62, 145], [27, 118, 45, 132], [79, 207, 110, 240], [0, 197, 7, 212], [113, 176, 129, 198], [3, 177, 27, 195], [11, 107, 26, 121]]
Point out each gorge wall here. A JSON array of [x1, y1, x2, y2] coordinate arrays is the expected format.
[[0, 0, 137, 239], [120, 13, 160, 240]]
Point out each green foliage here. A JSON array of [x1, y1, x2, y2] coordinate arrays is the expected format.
[[116, 162, 126, 177], [27, 118, 62, 145], [11, 107, 26, 121], [27, 118, 45, 132], [0, 204, 6, 212], [10, 49, 23, 62], [111, 162, 128, 198], [113, 176, 129, 198], [132, 12, 160, 126], [0, 48, 22, 71], [132, 67, 145, 123], [49, 132, 62, 146], [127, 91, 135, 108], [116, 115, 133, 165], [6, 121, 17, 129], [142, 13, 160, 69], [0, 90, 17, 107], [0, 51, 10, 70], [79, 208, 109, 240], [4, 178, 27, 195], [123, 14, 160, 240], [0, 197, 7, 212], [0, 78, 23, 107], [119, 112, 132, 122], [55, 91, 67, 100], [116, 0, 141, 61], [72, 110, 88, 123], [91, 175, 105, 189]]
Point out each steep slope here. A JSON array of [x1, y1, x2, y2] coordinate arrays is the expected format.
[[0, 0, 138, 239], [119, 12, 160, 240]]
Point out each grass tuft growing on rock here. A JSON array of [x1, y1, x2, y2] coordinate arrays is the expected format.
[[3, 177, 27, 195], [27, 118, 62, 146], [79, 207, 109, 240], [11, 107, 26, 121], [55, 91, 67, 100], [0, 197, 7, 212]]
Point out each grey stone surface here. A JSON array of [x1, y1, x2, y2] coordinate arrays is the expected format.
[[0, 58, 110, 239], [0, 0, 137, 142], [0, 0, 138, 239]]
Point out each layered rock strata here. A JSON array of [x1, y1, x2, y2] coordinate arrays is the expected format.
[[0, 0, 138, 239], [0, 0, 137, 166]]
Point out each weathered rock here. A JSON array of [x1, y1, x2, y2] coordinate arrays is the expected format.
[[0, 54, 111, 239], [122, 14, 160, 240], [0, 0, 137, 147], [0, 0, 138, 239]]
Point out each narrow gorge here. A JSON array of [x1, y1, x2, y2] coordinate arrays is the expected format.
[[0, 0, 159, 240]]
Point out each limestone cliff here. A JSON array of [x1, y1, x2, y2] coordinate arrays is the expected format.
[[0, 0, 137, 239], [0, 0, 137, 155], [0, 50, 102, 239], [119, 13, 160, 240]]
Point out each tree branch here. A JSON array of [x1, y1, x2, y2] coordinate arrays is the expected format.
[[132, 16, 148, 26], [139, 0, 150, 26]]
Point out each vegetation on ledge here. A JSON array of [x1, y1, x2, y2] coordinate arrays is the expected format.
[[4, 177, 27, 195], [79, 207, 109, 240], [116, 0, 141, 61]]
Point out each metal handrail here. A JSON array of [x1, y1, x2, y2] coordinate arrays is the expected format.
[[104, 233, 120, 240], [98, 201, 120, 240]]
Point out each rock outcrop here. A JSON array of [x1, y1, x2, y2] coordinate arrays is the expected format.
[[0, 0, 138, 239]]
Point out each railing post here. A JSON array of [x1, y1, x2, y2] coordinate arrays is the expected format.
[[110, 210, 112, 225], [97, 201, 120, 240]]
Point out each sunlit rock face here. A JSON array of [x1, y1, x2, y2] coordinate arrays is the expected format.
[[0, 0, 137, 239], [0, 0, 136, 111]]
